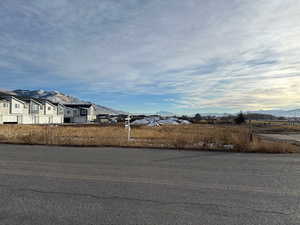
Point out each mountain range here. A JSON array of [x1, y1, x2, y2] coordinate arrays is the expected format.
[[0, 89, 127, 115], [156, 111, 176, 117], [247, 109, 300, 118]]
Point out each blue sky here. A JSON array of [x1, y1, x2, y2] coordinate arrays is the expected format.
[[0, 0, 300, 114]]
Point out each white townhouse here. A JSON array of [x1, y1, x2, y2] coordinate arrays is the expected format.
[[0, 95, 28, 124], [33, 99, 64, 124], [0, 95, 64, 124], [63, 104, 97, 123]]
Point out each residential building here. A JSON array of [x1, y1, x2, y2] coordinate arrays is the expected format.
[[63, 104, 97, 123], [0, 94, 64, 124], [0, 93, 98, 124], [0, 95, 28, 124]]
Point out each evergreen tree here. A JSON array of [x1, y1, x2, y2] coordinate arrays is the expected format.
[[194, 113, 202, 121], [234, 112, 246, 125]]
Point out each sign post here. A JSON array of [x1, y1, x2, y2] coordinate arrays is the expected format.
[[248, 119, 253, 142], [125, 115, 131, 141]]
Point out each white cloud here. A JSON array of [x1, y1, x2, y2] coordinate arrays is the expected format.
[[0, 0, 300, 111]]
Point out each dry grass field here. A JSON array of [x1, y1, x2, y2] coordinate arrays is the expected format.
[[0, 124, 298, 153], [253, 124, 300, 134]]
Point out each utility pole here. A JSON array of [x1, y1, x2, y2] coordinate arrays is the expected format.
[[125, 114, 131, 141]]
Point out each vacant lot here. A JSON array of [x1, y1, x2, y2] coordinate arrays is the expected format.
[[0, 124, 298, 153]]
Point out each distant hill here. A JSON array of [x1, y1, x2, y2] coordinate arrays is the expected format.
[[0, 88, 17, 96], [247, 109, 300, 118], [7, 89, 127, 115], [156, 111, 176, 117]]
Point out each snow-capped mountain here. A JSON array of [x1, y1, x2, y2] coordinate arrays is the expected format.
[[14, 89, 84, 104], [11, 89, 127, 115]]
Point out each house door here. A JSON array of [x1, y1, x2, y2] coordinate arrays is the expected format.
[[33, 116, 39, 124]]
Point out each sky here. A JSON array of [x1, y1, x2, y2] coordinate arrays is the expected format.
[[0, 0, 300, 114]]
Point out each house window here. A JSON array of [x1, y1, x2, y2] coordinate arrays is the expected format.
[[3, 103, 7, 107], [15, 104, 20, 109], [80, 108, 87, 116], [40, 105, 43, 110], [67, 110, 71, 114], [58, 107, 64, 114], [48, 107, 51, 111], [32, 104, 39, 111]]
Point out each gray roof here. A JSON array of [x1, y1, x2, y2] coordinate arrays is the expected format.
[[63, 104, 94, 109], [14, 96, 43, 105], [0, 94, 61, 107], [0, 94, 12, 101]]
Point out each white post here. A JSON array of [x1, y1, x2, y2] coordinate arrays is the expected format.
[[125, 115, 131, 141]]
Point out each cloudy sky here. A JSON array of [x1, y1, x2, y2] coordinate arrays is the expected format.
[[0, 0, 299, 114]]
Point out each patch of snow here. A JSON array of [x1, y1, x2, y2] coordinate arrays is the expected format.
[[37, 89, 45, 95], [158, 119, 179, 125], [131, 119, 150, 125], [179, 120, 191, 124], [148, 122, 160, 127], [52, 90, 60, 94], [131, 117, 191, 126]]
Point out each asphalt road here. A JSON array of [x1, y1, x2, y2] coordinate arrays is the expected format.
[[0, 144, 300, 225]]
